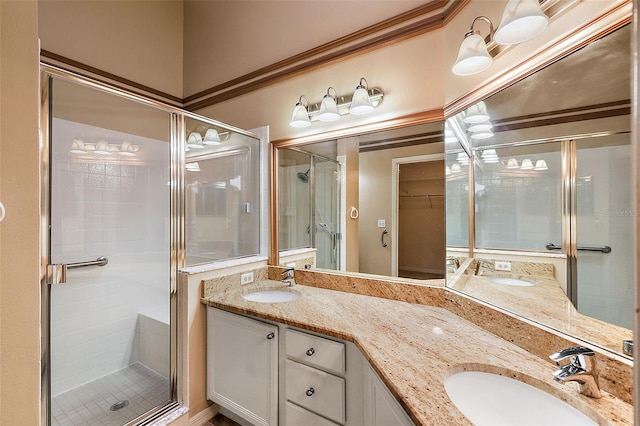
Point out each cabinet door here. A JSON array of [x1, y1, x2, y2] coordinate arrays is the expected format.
[[207, 307, 278, 426], [364, 366, 414, 426]]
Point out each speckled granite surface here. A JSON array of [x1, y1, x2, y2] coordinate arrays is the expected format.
[[201, 277, 632, 425]]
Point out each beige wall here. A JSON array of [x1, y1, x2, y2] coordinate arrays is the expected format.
[[0, 1, 42, 425], [38, 0, 184, 98], [359, 142, 443, 276], [194, 29, 446, 142]]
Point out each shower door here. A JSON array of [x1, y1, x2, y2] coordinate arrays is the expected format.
[[574, 134, 632, 329], [313, 157, 341, 270], [44, 75, 174, 425]]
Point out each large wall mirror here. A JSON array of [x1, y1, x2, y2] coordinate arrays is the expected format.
[[445, 23, 632, 359], [271, 13, 632, 360], [275, 121, 446, 282]]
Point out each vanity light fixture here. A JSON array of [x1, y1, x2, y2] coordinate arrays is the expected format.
[[70, 138, 87, 154], [445, 165, 451, 176], [470, 130, 494, 140], [520, 158, 534, 170], [463, 101, 490, 124], [452, 1, 553, 76], [468, 120, 493, 132], [186, 162, 200, 172], [451, 163, 462, 173], [506, 158, 519, 169], [534, 159, 549, 170], [481, 149, 500, 163], [289, 78, 383, 127], [349, 78, 374, 115], [203, 128, 223, 145], [494, 0, 549, 45], [456, 152, 469, 166], [318, 87, 341, 122], [94, 140, 112, 155], [118, 141, 139, 157], [289, 95, 312, 128], [186, 131, 204, 149], [451, 16, 494, 76]]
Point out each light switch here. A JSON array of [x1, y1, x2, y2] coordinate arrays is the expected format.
[[377, 219, 386, 228]]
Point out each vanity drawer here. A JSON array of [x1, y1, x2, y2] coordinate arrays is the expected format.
[[286, 329, 345, 375], [286, 360, 345, 424], [286, 401, 340, 426]]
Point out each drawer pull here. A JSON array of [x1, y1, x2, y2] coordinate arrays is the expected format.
[[306, 348, 315, 356], [306, 387, 315, 397], [266, 332, 275, 340]]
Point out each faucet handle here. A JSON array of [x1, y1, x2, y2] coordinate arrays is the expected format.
[[549, 346, 595, 364], [281, 267, 294, 275]]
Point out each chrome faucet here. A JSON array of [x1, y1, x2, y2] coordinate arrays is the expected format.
[[474, 259, 494, 275], [281, 267, 296, 287], [549, 346, 601, 398], [446, 257, 460, 273]]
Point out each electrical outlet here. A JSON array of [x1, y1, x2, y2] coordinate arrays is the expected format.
[[240, 272, 254, 285], [377, 219, 386, 228], [495, 261, 512, 272]]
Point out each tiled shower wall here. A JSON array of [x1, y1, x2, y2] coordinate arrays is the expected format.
[[50, 119, 170, 396]]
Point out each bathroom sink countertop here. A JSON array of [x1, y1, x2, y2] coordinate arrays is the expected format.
[[451, 271, 633, 356], [201, 280, 632, 425]]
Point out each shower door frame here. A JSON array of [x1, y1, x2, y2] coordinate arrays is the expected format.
[[39, 65, 186, 426]]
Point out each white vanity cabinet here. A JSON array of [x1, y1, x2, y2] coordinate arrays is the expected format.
[[284, 329, 347, 425], [364, 365, 415, 426], [206, 307, 278, 426], [206, 307, 412, 426]]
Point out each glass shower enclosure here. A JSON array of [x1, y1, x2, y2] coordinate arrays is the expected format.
[[278, 148, 341, 270]]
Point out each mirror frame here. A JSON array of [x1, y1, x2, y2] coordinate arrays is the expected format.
[[269, 109, 444, 266]]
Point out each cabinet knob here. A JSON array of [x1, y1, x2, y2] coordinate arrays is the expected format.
[[266, 332, 275, 340], [306, 348, 315, 356], [306, 387, 315, 397]]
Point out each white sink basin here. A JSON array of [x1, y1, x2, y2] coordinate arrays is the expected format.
[[490, 277, 535, 287], [445, 371, 597, 425], [242, 289, 301, 303]]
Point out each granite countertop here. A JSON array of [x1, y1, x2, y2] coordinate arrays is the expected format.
[[450, 270, 633, 357], [201, 280, 632, 425]]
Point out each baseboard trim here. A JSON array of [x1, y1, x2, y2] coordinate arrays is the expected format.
[[189, 405, 218, 426]]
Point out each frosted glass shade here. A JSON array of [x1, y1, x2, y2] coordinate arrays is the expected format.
[[289, 104, 311, 128], [94, 141, 112, 155], [203, 128, 222, 145], [186, 132, 204, 149], [534, 159, 548, 170], [318, 95, 341, 122], [70, 139, 87, 154], [463, 101, 490, 123], [494, 0, 549, 45], [349, 87, 374, 115], [451, 33, 493, 76], [506, 158, 519, 169], [468, 121, 493, 132], [521, 158, 534, 170]]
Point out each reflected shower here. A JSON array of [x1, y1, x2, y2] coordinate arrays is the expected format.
[[297, 169, 310, 183]]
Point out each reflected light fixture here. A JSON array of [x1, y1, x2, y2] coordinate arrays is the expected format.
[[289, 95, 312, 128], [445, 123, 459, 144], [118, 141, 138, 157], [520, 158, 534, 170], [70, 138, 87, 154], [463, 101, 490, 123], [456, 152, 469, 166], [186, 162, 200, 172], [186, 131, 204, 149], [203, 128, 222, 145], [468, 120, 493, 132], [349, 78, 374, 115], [494, 0, 549, 45], [506, 158, 519, 169], [445, 165, 451, 176], [451, 16, 493, 76], [481, 149, 499, 163], [451, 163, 462, 173], [94, 140, 112, 155], [534, 159, 548, 170], [318, 87, 340, 122], [470, 130, 494, 140]]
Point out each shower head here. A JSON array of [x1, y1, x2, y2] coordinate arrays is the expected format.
[[297, 169, 310, 183]]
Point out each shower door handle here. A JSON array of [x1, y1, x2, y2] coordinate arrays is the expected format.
[[545, 243, 611, 253], [381, 229, 388, 248], [46, 256, 109, 285]]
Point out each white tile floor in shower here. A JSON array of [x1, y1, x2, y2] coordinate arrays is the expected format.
[[52, 362, 170, 426]]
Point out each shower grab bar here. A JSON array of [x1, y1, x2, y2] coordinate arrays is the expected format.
[[46, 256, 108, 285], [66, 256, 109, 269], [545, 243, 611, 254]]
